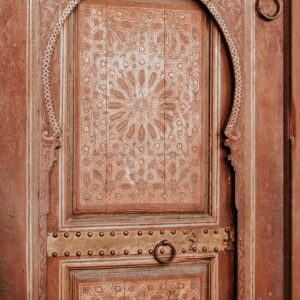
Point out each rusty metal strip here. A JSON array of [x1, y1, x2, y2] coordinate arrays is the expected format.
[[47, 228, 234, 258]]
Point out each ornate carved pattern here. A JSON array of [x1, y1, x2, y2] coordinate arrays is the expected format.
[[205, 1, 243, 139], [205, 2, 245, 298], [79, 278, 201, 300], [41, 0, 244, 140], [42, 0, 81, 140], [39, 0, 245, 299], [212, 0, 244, 50], [75, 4, 207, 212]]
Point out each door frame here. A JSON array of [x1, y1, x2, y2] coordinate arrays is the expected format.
[[27, 0, 257, 299], [291, 0, 300, 298]]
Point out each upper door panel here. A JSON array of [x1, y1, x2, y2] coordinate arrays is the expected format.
[[74, 0, 209, 214], [56, 0, 233, 228]]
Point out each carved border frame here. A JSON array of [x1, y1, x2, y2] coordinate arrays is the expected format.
[[37, 0, 247, 299], [60, 256, 217, 299]]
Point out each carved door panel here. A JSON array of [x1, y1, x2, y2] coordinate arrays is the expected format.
[[40, 0, 243, 299]]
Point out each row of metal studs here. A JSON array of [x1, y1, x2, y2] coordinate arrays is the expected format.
[[52, 228, 230, 238], [51, 246, 232, 257]]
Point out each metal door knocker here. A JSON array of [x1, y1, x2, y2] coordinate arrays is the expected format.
[[257, 0, 282, 21], [154, 240, 176, 265]]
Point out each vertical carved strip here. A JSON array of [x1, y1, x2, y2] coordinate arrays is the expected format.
[[42, 0, 81, 140], [39, 1, 81, 298], [227, 140, 246, 299], [39, 142, 60, 299], [205, 1, 245, 298], [206, 1, 243, 140]]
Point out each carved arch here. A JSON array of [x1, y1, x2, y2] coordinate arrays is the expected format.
[[42, 0, 243, 141], [39, 0, 245, 299]]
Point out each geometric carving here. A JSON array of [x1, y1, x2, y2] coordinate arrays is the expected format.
[[72, 263, 208, 300], [41, 0, 81, 140], [206, 0, 243, 140], [74, 2, 209, 213], [79, 278, 201, 300], [41, 0, 244, 143]]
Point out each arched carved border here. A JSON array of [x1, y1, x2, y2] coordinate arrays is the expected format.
[[39, 0, 245, 299], [41, 0, 243, 141]]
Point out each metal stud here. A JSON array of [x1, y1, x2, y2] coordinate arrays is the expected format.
[[171, 230, 176, 235], [124, 231, 129, 236], [53, 233, 58, 238], [214, 229, 219, 234], [99, 250, 104, 256], [52, 252, 58, 257], [182, 248, 187, 253], [149, 231, 154, 235], [138, 231, 143, 236], [110, 250, 116, 255], [202, 247, 207, 252], [138, 249, 143, 255], [76, 232, 81, 237], [87, 232, 93, 237], [88, 250, 93, 256], [160, 230, 165, 235], [149, 249, 154, 254], [203, 229, 208, 234], [124, 249, 129, 255], [64, 232, 69, 238], [214, 247, 219, 252], [160, 248, 165, 254], [76, 251, 81, 257], [225, 228, 230, 233], [110, 231, 115, 237], [64, 251, 70, 257], [192, 246, 197, 252], [99, 232, 104, 237]]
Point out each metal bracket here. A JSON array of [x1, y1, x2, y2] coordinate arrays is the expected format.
[[47, 227, 234, 259]]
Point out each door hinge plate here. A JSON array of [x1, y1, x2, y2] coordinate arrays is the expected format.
[[47, 227, 234, 258]]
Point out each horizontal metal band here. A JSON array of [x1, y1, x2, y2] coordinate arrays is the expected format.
[[47, 227, 234, 258]]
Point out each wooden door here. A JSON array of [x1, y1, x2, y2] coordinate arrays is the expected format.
[[40, 0, 239, 299], [0, 0, 292, 299]]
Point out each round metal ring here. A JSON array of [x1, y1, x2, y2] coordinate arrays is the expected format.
[[257, 0, 282, 21], [153, 240, 176, 265]]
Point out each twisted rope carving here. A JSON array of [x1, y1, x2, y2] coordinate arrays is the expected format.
[[206, 1, 243, 139], [42, 0, 81, 140]]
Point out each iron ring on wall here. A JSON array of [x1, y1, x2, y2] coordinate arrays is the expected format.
[[257, 0, 282, 21]]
